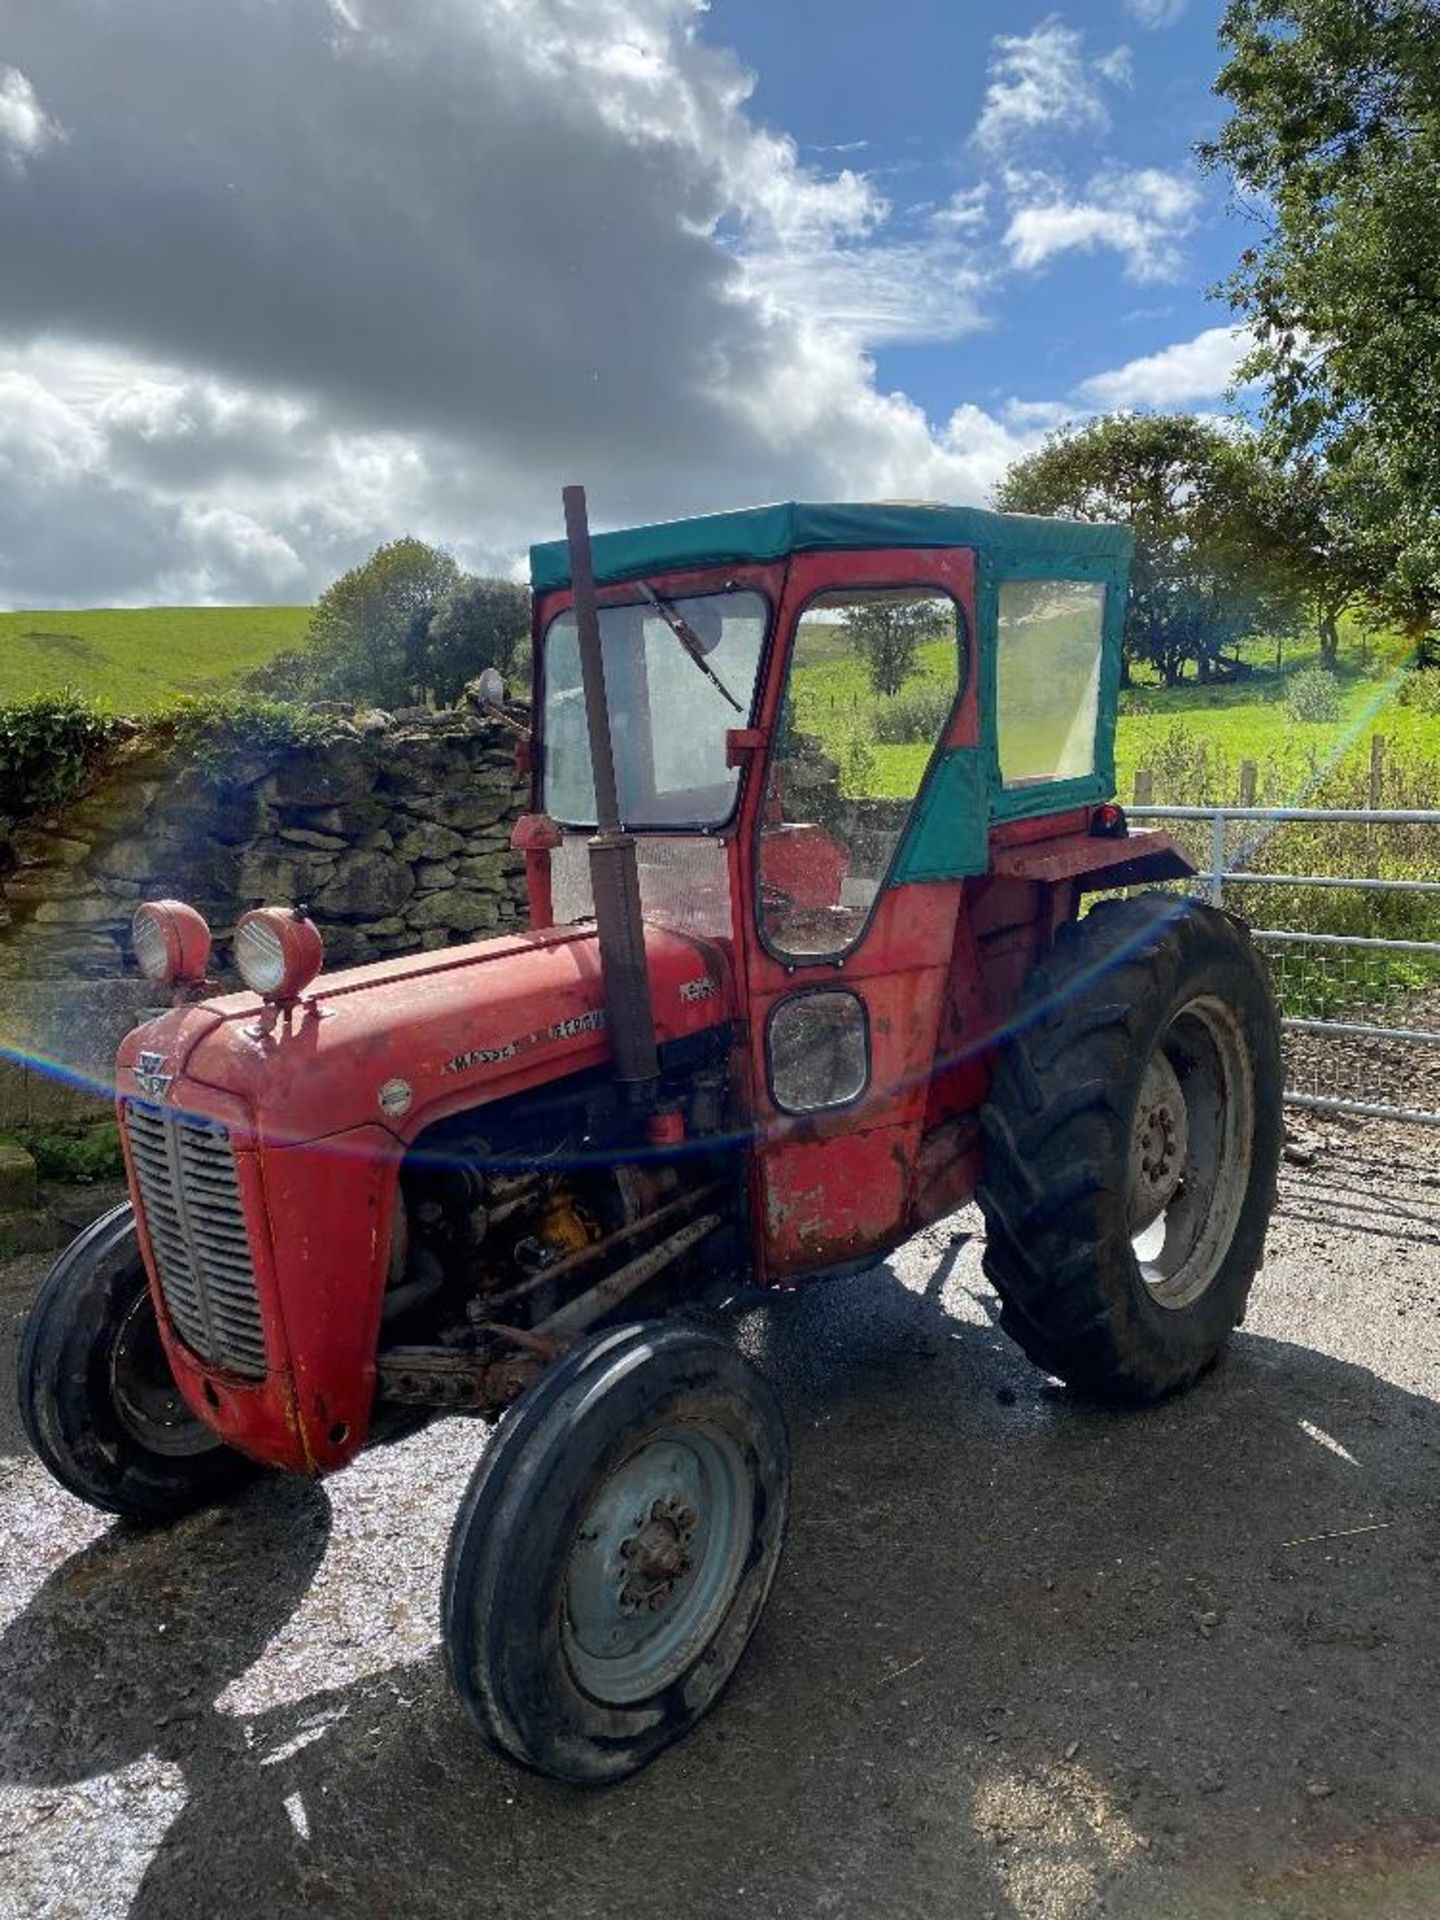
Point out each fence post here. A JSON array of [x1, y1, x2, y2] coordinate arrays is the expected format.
[[1239, 761, 1257, 807], [1209, 809, 1226, 906], [1133, 767, 1153, 805], [1368, 735, 1386, 878]]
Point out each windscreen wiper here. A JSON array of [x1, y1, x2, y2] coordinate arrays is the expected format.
[[637, 582, 745, 714]]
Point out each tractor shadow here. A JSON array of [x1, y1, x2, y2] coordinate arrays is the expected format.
[[3, 1249, 1440, 1918]]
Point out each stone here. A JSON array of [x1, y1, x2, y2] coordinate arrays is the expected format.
[[395, 820, 466, 861], [414, 861, 457, 890], [95, 836, 163, 881], [0, 1139, 38, 1213], [32, 897, 128, 926], [280, 804, 345, 835], [453, 853, 513, 886], [237, 848, 337, 902], [9, 830, 91, 867], [4, 870, 99, 905], [269, 740, 376, 805], [279, 826, 348, 851], [312, 850, 416, 920], [393, 783, 513, 833], [358, 829, 396, 853], [403, 888, 500, 935]]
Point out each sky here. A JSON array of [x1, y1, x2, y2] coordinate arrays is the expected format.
[[0, 0, 1255, 609]]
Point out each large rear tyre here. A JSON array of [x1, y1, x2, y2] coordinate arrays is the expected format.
[[17, 1203, 255, 1521], [977, 893, 1282, 1405], [442, 1322, 789, 1784]]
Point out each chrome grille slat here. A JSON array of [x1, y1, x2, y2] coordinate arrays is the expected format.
[[124, 1102, 267, 1379]]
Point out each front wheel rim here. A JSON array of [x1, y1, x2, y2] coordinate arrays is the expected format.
[[1128, 994, 1255, 1311], [110, 1287, 224, 1459], [563, 1422, 753, 1707]]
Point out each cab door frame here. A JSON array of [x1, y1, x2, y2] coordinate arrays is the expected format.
[[733, 545, 986, 1281]]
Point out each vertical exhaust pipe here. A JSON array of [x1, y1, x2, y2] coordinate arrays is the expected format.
[[562, 484, 659, 1104]]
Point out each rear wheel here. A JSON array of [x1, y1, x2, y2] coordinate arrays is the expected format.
[[442, 1322, 789, 1783], [977, 893, 1282, 1404], [18, 1204, 255, 1520]]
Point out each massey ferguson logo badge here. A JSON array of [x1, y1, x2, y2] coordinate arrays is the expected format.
[[133, 1051, 174, 1100]]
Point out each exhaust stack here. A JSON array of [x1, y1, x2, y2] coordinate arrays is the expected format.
[[562, 484, 659, 1104]]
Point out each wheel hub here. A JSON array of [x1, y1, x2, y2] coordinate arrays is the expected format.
[[563, 1425, 751, 1706], [619, 1496, 697, 1612], [1129, 1050, 1189, 1233]]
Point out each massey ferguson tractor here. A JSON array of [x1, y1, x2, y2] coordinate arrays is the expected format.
[[19, 490, 1281, 1783]]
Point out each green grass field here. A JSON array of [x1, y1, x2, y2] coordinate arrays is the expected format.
[[0, 606, 311, 710], [790, 617, 1436, 804]]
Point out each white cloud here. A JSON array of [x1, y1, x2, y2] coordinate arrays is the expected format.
[[1078, 325, 1256, 407], [1124, 0, 1188, 27], [0, 65, 64, 162], [1003, 166, 1201, 280], [973, 18, 1131, 152], [0, 0, 1044, 606]]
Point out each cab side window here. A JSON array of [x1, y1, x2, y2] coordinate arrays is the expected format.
[[759, 588, 963, 960], [995, 578, 1105, 787]]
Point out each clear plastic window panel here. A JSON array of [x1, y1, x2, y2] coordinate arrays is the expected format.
[[542, 591, 767, 829], [551, 834, 733, 942], [996, 578, 1104, 786]]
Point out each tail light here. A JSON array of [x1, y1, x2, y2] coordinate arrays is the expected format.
[[1090, 802, 1128, 838]]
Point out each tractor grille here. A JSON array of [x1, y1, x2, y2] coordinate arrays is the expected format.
[[123, 1102, 267, 1380]]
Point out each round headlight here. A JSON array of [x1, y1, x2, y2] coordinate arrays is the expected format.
[[234, 907, 324, 1001], [132, 900, 212, 984]]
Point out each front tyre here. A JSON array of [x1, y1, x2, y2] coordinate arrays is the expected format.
[[18, 1203, 255, 1520], [442, 1322, 790, 1784], [977, 894, 1282, 1405]]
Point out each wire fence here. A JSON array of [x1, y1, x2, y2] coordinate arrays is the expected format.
[[1129, 804, 1440, 1128]]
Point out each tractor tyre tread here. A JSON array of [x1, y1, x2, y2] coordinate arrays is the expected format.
[[976, 893, 1281, 1405]]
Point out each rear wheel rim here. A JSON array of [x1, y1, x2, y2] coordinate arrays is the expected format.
[[563, 1422, 752, 1707], [110, 1287, 223, 1459], [1129, 994, 1255, 1311]]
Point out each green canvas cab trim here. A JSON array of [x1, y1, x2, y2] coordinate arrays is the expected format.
[[891, 748, 989, 884], [530, 501, 1133, 594]]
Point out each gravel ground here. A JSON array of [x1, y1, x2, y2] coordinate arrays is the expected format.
[[4, 1136, 1440, 1920]]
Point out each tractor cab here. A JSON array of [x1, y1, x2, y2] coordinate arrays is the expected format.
[[524, 501, 1182, 1274]]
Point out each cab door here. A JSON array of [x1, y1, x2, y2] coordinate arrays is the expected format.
[[739, 547, 987, 1279]]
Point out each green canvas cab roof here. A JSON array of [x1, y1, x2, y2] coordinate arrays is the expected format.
[[529, 499, 1133, 594]]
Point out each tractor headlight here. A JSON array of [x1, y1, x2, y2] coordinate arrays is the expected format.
[[132, 900, 213, 985], [234, 907, 324, 1001]]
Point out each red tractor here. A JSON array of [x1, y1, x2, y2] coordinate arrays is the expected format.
[[19, 491, 1281, 1783]]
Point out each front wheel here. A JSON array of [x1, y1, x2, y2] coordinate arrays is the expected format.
[[442, 1322, 790, 1784], [18, 1203, 255, 1520], [977, 893, 1282, 1404]]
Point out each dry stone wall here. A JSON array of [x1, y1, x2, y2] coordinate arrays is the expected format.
[[0, 707, 530, 1124]]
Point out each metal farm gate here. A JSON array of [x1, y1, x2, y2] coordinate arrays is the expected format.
[[1129, 806, 1440, 1128]]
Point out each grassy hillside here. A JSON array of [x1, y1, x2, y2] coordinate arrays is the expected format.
[[0, 606, 311, 710]]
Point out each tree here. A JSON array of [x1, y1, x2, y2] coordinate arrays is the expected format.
[[1202, 0, 1440, 639], [844, 596, 936, 697], [424, 575, 531, 700], [1237, 438, 1410, 670], [306, 538, 462, 707], [996, 414, 1300, 685], [302, 541, 533, 707]]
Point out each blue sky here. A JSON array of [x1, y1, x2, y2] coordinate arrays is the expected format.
[[0, 0, 1253, 606], [712, 0, 1245, 420]]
